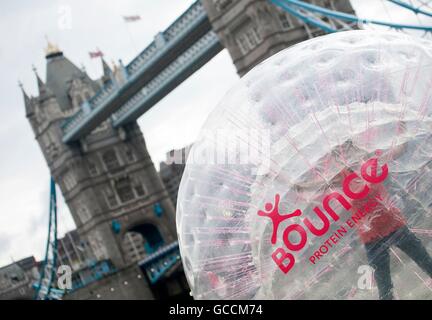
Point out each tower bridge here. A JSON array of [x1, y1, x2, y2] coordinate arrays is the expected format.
[[19, 0, 431, 300]]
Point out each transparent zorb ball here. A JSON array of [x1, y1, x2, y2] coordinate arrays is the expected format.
[[176, 30, 432, 300]]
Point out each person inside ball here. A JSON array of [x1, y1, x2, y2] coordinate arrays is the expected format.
[[332, 122, 432, 300]]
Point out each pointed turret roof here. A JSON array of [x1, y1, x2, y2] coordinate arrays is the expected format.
[[19, 81, 29, 101], [102, 58, 112, 76], [33, 66, 53, 98], [19, 81, 33, 116], [45, 47, 99, 110]]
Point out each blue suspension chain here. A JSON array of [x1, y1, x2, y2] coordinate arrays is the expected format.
[[271, 0, 432, 33], [34, 177, 58, 300]]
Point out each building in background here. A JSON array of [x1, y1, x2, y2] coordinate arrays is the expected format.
[[159, 145, 192, 207], [57, 230, 89, 271], [0, 256, 38, 300]]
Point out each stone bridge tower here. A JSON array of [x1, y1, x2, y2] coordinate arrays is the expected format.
[[202, 0, 356, 76], [22, 43, 176, 286]]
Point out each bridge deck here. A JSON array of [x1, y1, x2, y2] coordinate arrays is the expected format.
[[62, 0, 222, 143]]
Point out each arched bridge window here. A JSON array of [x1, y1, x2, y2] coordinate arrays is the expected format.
[[123, 223, 165, 263], [131, 223, 164, 254]]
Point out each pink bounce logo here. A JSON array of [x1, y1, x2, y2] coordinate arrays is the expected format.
[[257, 152, 389, 275]]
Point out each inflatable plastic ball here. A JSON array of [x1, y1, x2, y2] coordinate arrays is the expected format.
[[176, 30, 432, 300]]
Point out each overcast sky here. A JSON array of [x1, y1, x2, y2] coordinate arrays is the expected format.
[[0, 0, 430, 267]]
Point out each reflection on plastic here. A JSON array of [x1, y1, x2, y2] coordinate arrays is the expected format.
[[176, 30, 432, 300]]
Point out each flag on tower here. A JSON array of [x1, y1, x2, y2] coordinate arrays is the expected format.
[[89, 49, 104, 59], [123, 15, 141, 22]]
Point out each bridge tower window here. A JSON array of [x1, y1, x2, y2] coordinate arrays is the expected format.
[[84, 91, 91, 101], [76, 95, 83, 107], [212, 0, 233, 12], [63, 171, 77, 191], [125, 148, 136, 162], [105, 188, 118, 208], [102, 149, 120, 172], [278, 13, 291, 29], [88, 162, 99, 176], [115, 178, 135, 203], [235, 22, 262, 55], [77, 204, 91, 224], [134, 183, 146, 197]]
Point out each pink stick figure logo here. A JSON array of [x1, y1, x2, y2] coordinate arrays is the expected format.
[[257, 194, 302, 244]]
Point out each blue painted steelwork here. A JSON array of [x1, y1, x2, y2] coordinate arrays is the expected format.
[[272, 0, 338, 32], [387, 0, 432, 17], [138, 241, 181, 284], [34, 177, 59, 300], [70, 260, 117, 291], [32, 283, 64, 300], [32, 283, 65, 300], [111, 219, 121, 234], [144, 242, 156, 254], [272, 0, 432, 32], [61, 0, 222, 143], [111, 31, 222, 127], [153, 202, 163, 217]]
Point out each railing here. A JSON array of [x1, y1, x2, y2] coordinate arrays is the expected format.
[[88, 80, 115, 109], [61, 109, 85, 134], [163, 1, 205, 42], [70, 260, 117, 292], [138, 241, 181, 284], [126, 1, 207, 76], [112, 31, 220, 126]]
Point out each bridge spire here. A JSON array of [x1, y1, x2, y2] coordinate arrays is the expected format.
[[44, 36, 62, 58], [102, 58, 112, 76], [19, 80, 33, 116], [18, 80, 28, 99], [101, 57, 114, 85], [33, 65, 53, 98]]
